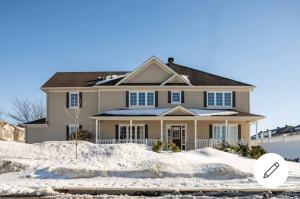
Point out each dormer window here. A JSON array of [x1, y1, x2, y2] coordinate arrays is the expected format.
[[129, 91, 155, 107], [207, 92, 232, 107]]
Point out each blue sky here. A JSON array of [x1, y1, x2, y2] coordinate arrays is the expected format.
[[0, 0, 299, 134]]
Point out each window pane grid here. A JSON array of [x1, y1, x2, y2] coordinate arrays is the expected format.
[[208, 93, 215, 106], [129, 92, 155, 107], [207, 92, 232, 107], [70, 93, 79, 107], [172, 92, 181, 103]]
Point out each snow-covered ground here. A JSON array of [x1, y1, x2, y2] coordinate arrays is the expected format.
[[0, 141, 300, 197]]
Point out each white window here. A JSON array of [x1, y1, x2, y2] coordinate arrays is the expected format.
[[69, 124, 79, 134], [129, 92, 155, 107], [171, 91, 181, 104], [213, 124, 238, 141], [207, 92, 232, 107], [118, 124, 145, 140], [69, 92, 79, 108]]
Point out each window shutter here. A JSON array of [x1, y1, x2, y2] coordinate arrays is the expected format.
[[145, 124, 148, 139], [79, 125, 82, 130], [168, 91, 171, 103], [181, 91, 185, 103], [238, 124, 241, 139], [155, 91, 158, 107], [115, 125, 119, 140], [232, 91, 236, 107], [79, 92, 83, 108], [126, 91, 129, 107], [66, 92, 69, 108], [66, 125, 69, 140], [209, 124, 212, 138], [204, 91, 207, 107]]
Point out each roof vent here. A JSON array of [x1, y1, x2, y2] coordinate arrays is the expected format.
[[168, 57, 174, 63]]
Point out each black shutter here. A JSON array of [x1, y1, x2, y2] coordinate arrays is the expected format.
[[155, 91, 158, 107], [79, 125, 82, 130], [204, 91, 207, 107], [115, 125, 119, 140], [126, 91, 129, 107], [238, 124, 241, 139], [181, 91, 184, 103], [145, 124, 148, 139], [66, 92, 69, 108], [209, 124, 212, 139], [66, 125, 69, 140], [79, 92, 83, 108], [232, 91, 236, 107], [168, 91, 171, 103]]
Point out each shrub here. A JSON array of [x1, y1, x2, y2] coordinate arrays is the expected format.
[[249, 145, 266, 159], [152, 140, 164, 153], [237, 143, 251, 157], [168, 143, 181, 152], [69, 129, 92, 141]]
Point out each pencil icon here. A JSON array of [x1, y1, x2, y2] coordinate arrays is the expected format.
[[263, 162, 280, 178]]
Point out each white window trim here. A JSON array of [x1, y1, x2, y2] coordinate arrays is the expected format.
[[118, 124, 145, 140], [207, 91, 232, 108], [69, 92, 80, 109], [171, 91, 181, 104], [129, 91, 155, 108], [69, 124, 79, 134], [212, 124, 238, 140]]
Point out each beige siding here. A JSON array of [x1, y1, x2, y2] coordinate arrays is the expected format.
[[234, 91, 250, 112], [27, 92, 98, 143], [126, 63, 172, 84], [99, 91, 126, 112]]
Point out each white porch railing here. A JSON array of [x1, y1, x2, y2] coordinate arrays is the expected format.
[[196, 139, 251, 149], [96, 139, 160, 147]]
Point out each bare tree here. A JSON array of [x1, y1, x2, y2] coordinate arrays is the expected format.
[[65, 107, 81, 159], [9, 98, 45, 123]]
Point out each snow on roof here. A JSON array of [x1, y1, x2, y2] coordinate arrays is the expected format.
[[98, 108, 170, 116], [95, 74, 126, 85], [97, 107, 237, 116], [190, 109, 237, 116]]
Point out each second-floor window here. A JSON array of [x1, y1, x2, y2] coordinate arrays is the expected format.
[[171, 91, 181, 104], [69, 92, 79, 108], [129, 91, 155, 107], [207, 92, 232, 107]]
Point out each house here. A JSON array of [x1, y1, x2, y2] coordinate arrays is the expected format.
[[0, 121, 25, 142], [251, 125, 300, 139], [25, 56, 264, 149]]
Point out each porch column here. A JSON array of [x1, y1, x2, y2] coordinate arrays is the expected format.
[[130, 120, 133, 142], [225, 119, 228, 141], [95, 119, 99, 143], [255, 121, 258, 140], [194, 120, 197, 149], [160, 120, 163, 141]]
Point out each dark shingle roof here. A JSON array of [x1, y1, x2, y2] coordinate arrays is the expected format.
[[42, 72, 128, 88], [167, 63, 253, 86], [41, 63, 253, 88], [25, 118, 47, 125]]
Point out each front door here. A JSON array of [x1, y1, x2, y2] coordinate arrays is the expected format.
[[171, 126, 181, 148]]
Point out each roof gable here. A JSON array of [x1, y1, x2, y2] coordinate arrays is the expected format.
[[116, 56, 191, 86]]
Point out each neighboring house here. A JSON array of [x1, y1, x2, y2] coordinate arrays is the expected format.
[[251, 125, 300, 139], [25, 56, 264, 150], [0, 121, 25, 142]]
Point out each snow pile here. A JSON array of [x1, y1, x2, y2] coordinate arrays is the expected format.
[[0, 141, 251, 180]]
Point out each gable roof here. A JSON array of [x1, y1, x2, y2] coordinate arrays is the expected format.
[[41, 59, 253, 88]]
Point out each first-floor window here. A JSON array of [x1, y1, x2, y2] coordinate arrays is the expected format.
[[69, 124, 79, 134], [118, 124, 145, 139], [213, 125, 238, 141]]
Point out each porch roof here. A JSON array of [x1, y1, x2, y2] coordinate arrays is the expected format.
[[92, 106, 264, 119]]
